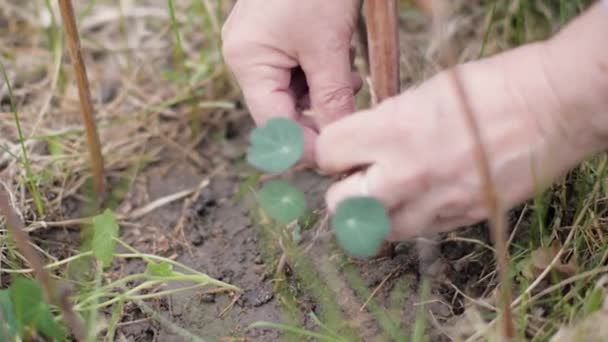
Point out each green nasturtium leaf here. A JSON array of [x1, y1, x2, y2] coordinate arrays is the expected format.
[[0, 289, 17, 339], [258, 180, 306, 224], [92, 209, 120, 268], [9, 278, 65, 341], [145, 261, 175, 277], [331, 197, 391, 259], [246, 118, 304, 173]]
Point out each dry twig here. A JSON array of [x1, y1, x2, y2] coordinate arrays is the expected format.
[[58, 0, 105, 201], [420, 0, 515, 338]]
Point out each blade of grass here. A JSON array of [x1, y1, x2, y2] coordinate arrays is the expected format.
[[167, 0, 185, 64], [479, 1, 498, 58], [411, 278, 431, 342], [0, 59, 45, 217], [58, 0, 105, 202], [31, 0, 64, 138]]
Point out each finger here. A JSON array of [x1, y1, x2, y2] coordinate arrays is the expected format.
[[238, 65, 299, 125], [300, 126, 319, 168], [325, 164, 407, 212], [352, 71, 363, 95], [315, 109, 390, 173], [241, 69, 318, 165], [298, 72, 362, 115], [385, 200, 437, 241], [301, 45, 356, 127], [431, 216, 480, 236]]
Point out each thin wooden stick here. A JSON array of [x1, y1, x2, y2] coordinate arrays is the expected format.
[[58, 0, 105, 200], [362, 0, 401, 258], [0, 184, 86, 341], [364, 0, 400, 104], [421, 1, 515, 338]]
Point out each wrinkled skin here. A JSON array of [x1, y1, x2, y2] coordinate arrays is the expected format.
[[223, 1, 608, 241], [222, 0, 362, 165]]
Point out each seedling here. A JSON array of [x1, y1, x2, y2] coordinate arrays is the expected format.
[[245, 117, 391, 259], [246, 117, 304, 173]]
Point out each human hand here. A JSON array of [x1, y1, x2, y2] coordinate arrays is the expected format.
[[222, 0, 362, 165], [316, 42, 605, 241]]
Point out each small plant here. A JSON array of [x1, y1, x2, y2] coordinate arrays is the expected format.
[[246, 118, 391, 259], [0, 203, 238, 341]]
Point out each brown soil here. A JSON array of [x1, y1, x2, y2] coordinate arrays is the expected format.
[[0, 2, 520, 341], [108, 118, 499, 342]]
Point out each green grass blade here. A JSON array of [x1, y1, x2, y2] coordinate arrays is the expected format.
[[167, 0, 185, 63], [0, 58, 45, 217], [479, 1, 497, 58]]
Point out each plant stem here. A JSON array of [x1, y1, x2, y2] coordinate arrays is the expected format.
[[58, 0, 105, 202], [479, 1, 497, 58], [423, 1, 515, 338], [167, 0, 185, 64], [0, 250, 94, 274], [363, 0, 401, 104], [0, 184, 86, 341], [0, 59, 45, 217]]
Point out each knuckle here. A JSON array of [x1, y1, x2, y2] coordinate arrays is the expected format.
[[325, 187, 339, 212], [317, 86, 354, 113], [314, 136, 332, 171], [441, 193, 472, 215], [394, 168, 430, 193], [221, 38, 240, 66]]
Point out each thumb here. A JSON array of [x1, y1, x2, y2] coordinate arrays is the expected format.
[[301, 46, 356, 128]]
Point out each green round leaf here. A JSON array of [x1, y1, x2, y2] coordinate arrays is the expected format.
[[247, 118, 304, 173], [258, 180, 306, 224], [331, 197, 391, 259]]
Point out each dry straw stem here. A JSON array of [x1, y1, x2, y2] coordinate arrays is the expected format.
[[0, 183, 86, 341], [58, 0, 105, 201], [420, 0, 515, 339], [364, 0, 401, 104]]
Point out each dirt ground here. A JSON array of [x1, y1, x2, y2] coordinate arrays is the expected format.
[[105, 117, 502, 341], [0, 1, 541, 341]]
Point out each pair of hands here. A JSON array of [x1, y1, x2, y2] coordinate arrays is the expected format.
[[221, 0, 608, 240]]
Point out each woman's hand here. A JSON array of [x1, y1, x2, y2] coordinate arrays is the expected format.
[[316, 34, 608, 241], [221, 0, 362, 165]]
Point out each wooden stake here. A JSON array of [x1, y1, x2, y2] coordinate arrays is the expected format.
[[58, 0, 105, 200], [364, 0, 401, 104]]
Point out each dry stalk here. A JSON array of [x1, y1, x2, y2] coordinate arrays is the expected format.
[[362, 0, 401, 258], [420, 1, 515, 338], [0, 183, 86, 341], [363, 0, 401, 104], [58, 0, 105, 202]]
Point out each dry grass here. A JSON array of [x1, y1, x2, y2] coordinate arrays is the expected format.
[[1, 0, 607, 341]]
